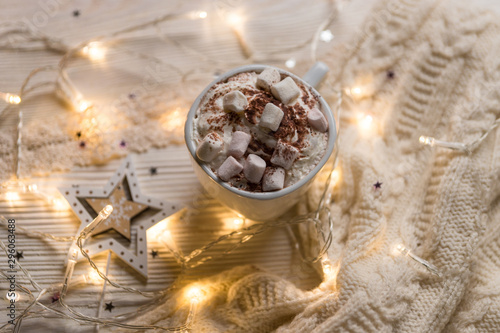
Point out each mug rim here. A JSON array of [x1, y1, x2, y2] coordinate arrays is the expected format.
[[184, 64, 337, 200]]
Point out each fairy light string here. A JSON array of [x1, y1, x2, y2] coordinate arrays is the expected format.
[[0, 215, 74, 242], [0, 72, 453, 329], [1, 2, 483, 330], [393, 244, 441, 277], [56, 206, 192, 331], [0, 2, 343, 194], [419, 116, 500, 154], [0, 132, 340, 330], [0, 52, 342, 332]]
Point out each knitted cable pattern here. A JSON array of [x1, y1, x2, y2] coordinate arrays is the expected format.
[[119, 0, 500, 331]]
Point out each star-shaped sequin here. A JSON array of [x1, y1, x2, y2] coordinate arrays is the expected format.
[[60, 157, 182, 278], [149, 167, 158, 176], [15, 251, 23, 261], [151, 249, 159, 259], [373, 181, 383, 190], [105, 302, 115, 312], [73, 10, 80, 17]]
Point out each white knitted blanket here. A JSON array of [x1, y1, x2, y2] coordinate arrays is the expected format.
[[121, 0, 500, 331]]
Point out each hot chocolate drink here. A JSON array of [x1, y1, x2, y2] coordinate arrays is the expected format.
[[191, 67, 329, 192]]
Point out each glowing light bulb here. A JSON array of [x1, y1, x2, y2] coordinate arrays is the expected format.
[[52, 198, 68, 211], [419, 136, 434, 146], [358, 114, 373, 131], [346, 79, 375, 100], [418, 135, 468, 152], [392, 243, 441, 276], [226, 12, 243, 27], [86, 270, 101, 284], [350, 87, 362, 96], [81, 205, 114, 238], [163, 229, 172, 240], [5, 192, 20, 201], [190, 10, 208, 19], [331, 169, 341, 186], [4, 93, 21, 105], [77, 99, 91, 113], [321, 257, 337, 280], [100, 205, 113, 219], [186, 285, 205, 303], [320, 29, 334, 42], [393, 243, 407, 256], [68, 249, 78, 263], [82, 42, 106, 61], [285, 58, 296, 69], [5, 292, 20, 302], [164, 108, 184, 128], [161, 230, 177, 250], [233, 218, 244, 228]]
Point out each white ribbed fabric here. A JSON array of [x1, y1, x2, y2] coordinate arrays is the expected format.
[[119, 0, 500, 332]]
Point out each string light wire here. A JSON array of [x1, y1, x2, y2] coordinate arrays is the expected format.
[[393, 244, 441, 277], [0, 5, 346, 331], [419, 117, 500, 154]]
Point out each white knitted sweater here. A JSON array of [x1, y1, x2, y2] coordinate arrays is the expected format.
[[124, 0, 500, 331]]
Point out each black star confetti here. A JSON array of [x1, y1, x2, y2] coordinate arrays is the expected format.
[[79, 141, 86, 148], [151, 249, 159, 259], [386, 70, 395, 79], [72, 10, 80, 17], [15, 251, 23, 261], [105, 302, 115, 312], [76, 131, 82, 138], [51, 292, 60, 303], [128, 93, 136, 99], [119, 140, 127, 148], [149, 167, 158, 176], [373, 181, 383, 190]]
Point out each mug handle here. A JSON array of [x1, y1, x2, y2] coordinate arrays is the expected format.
[[302, 61, 329, 89]]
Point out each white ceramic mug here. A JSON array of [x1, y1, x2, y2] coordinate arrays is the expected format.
[[184, 62, 337, 221]]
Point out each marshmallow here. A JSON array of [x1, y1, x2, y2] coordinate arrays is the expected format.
[[223, 91, 247, 114], [228, 131, 251, 158], [271, 77, 301, 105], [244, 154, 266, 184], [262, 167, 285, 192], [256, 68, 281, 92], [217, 156, 243, 181], [196, 132, 223, 162], [259, 103, 284, 132], [307, 107, 328, 133], [270, 140, 299, 170]]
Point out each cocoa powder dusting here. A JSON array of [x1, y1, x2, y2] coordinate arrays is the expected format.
[[273, 104, 296, 142], [245, 91, 276, 124], [300, 84, 319, 109], [207, 111, 243, 132], [196, 72, 325, 193], [246, 182, 263, 192]]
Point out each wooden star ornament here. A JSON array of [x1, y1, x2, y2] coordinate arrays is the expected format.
[[60, 156, 182, 278]]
